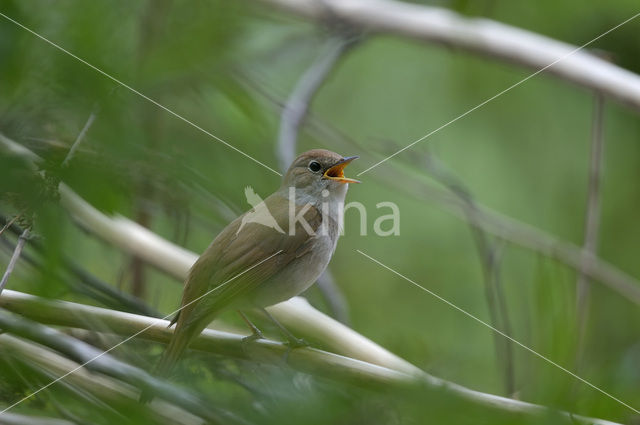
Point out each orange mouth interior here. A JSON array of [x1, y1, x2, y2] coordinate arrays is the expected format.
[[323, 157, 360, 184]]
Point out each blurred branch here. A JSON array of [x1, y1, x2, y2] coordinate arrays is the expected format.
[[0, 290, 416, 391], [0, 290, 622, 425], [0, 226, 160, 318], [277, 34, 357, 170], [277, 34, 358, 324], [316, 270, 350, 325], [61, 107, 97, 168], [0, 214, 21, 237], [0, 228, 29, 295], [423, 154, 515, 396], [129, 2, 172, 301], [0, 309, 244, 425], [255, 0, 640, 111], [240, 71, 640, 306], [575, 93, 606, 368], [384, 158, 640, 305], [0, 412, 74, 425], [0, 334, 204, 425]]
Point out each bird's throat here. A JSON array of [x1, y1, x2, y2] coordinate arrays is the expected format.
[[283, 184, 347, 229]]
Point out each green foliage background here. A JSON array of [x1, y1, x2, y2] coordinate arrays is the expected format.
[[0, 0, 639, 424]]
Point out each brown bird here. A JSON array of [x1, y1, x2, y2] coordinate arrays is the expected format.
[[147, 149, 359, 395]]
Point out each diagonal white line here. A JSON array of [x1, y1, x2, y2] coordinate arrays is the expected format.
[[0, 249, 283, 414], [357, 11, 640, 176], [356, 249, 640, 415], [0, 12, 282, 177]]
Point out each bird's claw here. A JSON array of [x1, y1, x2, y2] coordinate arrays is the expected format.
[[281, 337, 309, 363], [242, 329, 265, 344], [284, 337, 309, 349]]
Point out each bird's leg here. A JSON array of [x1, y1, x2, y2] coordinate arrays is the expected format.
[[237, 310, 264, 343], [260, 308, 308, 348]]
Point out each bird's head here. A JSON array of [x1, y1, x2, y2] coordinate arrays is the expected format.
[[282, 149, 359, 200]]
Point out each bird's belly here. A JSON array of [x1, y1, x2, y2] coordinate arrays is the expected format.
[[248, 235, 335, 308]]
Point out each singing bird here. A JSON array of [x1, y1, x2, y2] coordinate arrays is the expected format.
[[147, 149, 359, 394]]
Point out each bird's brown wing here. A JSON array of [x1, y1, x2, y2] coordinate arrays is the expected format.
[[183, 193, 322, 325], [168, 193, 318, 342], [153, 194, 321, 381]]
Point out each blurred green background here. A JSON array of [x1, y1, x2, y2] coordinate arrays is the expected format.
[[1, 0, 639, 424]]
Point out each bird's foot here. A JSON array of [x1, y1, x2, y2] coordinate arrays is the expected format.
[[260, 307, 310, 350], [283, 336, 309, 349], [281, 336, 310, 363], [242, 329, 265, 344], [240, 329, 265, 356]]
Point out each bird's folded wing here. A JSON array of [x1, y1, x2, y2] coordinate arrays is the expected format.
[[180, 193, 322, 327]]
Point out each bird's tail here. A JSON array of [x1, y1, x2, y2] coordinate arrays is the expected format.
[[139, 323, 200, 404]]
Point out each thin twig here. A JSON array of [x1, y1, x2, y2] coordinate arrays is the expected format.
[[2, 105, 96, 301], [0, 215, 160, 317], [0, 228, 30, 295], [488, 241, 515, 396], [575, 93, 605, 369], [424, 154, 515, 396], [0, 214, 22, 237], [62, 107, 97, 168]]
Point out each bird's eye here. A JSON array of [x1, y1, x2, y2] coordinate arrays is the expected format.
[[308, 161, 322, 173]]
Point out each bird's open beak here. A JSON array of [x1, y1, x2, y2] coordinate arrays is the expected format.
[[323, 156, 360, 184]]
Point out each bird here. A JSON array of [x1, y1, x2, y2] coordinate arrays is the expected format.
[[143, 149, 359, 401]]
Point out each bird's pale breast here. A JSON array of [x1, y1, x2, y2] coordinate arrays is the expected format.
[[247, 213, 340, 307]]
